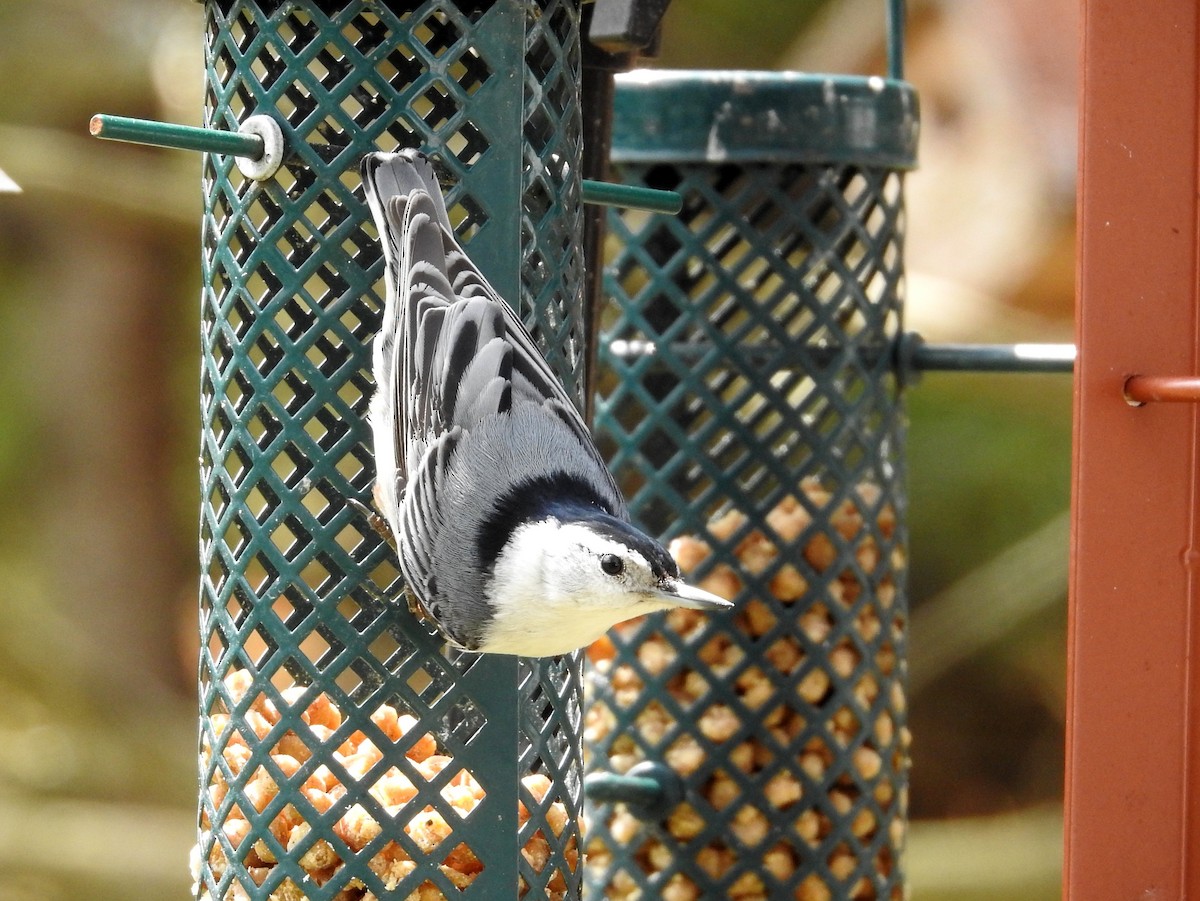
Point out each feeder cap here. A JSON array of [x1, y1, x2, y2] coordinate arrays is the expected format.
[[611, 69, 919, 169]]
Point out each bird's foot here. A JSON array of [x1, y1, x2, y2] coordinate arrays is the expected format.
[[346, 496, 397, 551], [402, 585, 434, 622]]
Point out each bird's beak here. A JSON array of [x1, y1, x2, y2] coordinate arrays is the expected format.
[[656, 578, 734, 612]]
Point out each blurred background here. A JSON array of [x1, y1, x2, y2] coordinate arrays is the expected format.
[[0, 0, 1074, 898]]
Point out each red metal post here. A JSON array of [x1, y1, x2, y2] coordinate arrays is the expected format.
[[1068, 1, 1200, 897]]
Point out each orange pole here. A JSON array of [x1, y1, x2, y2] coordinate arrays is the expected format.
[[1067, 1, 1200, 897]]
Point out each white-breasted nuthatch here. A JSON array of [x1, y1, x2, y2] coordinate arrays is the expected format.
[[360, 150, 732, 657]]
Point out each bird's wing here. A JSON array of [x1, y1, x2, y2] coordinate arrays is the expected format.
[[395, 425, 485, 650], [433, 208, 615, 482], [441, 244, 578, 413], [367, 150, 586, 412], [363, 149, 607, 458], [437, 236, 622, 488]]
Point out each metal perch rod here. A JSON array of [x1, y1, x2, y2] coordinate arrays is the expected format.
[[90, 113, 261, 158], [607, 336, 1077, 375], [89, 113, 683, 214]]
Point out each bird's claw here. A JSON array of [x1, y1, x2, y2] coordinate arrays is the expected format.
[[346, 496, 396, 551], [403, 585, 432, 622]]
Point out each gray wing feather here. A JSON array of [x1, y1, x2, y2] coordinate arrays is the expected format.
[[399, 428, 461, 638], [451, 335, 513, 426], [444, 247, 572, 411], [365, 148, 604, 459]]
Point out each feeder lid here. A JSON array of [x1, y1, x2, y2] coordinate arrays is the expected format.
[[611, 69, 919, 169]]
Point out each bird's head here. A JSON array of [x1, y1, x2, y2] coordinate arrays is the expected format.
[[546, 514, 731, 614], [481, 509, 732, 656]]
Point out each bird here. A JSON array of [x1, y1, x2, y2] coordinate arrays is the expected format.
[[359, 149, 732, 657]]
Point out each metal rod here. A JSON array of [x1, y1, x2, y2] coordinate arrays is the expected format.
[[580, 179, 682, 214], [886, 0, 906, 81], [606, 336, 1077, 375], [584, 772, 667, 807], [908, 341, 1076, 373], [89, 113, 264, 159], [1123, 374, 1200, 405], [90, 112, 682, 214], [583, 761, 684, 820]]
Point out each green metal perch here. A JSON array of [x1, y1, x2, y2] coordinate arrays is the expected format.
[[89, 113, 683, 214]]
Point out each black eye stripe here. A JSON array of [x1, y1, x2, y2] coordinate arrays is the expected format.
[[600, 554, 624, 576]]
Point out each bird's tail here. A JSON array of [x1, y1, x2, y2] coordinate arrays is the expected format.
[[360, 149, 454, 531], [360, 150, 452, 250]]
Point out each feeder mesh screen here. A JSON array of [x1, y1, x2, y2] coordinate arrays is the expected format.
[[584, 161, 910, 901], [196, 2, 586, 899]]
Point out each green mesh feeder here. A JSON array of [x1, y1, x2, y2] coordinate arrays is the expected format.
[[195, 2, 588, 898], [582, 69, 918, 900]]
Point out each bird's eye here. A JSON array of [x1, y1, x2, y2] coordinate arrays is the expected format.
[[600, 554, 625, 577]]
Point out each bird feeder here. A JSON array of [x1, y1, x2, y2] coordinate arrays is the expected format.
[[193, 1, 590, 898], [581, 66, 919, 899]]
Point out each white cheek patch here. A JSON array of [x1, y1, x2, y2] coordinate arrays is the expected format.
[[479, 521, 670, 656], [555, 524, 659, 590]]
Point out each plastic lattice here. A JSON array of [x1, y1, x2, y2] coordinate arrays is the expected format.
[[196, 2, 586, 899], [584, 158, 911, 899]]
